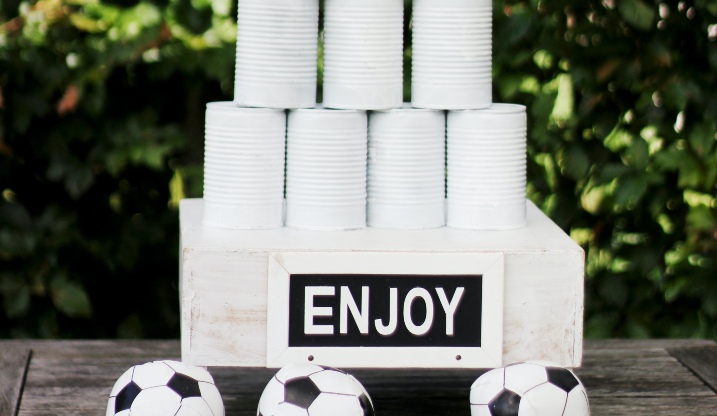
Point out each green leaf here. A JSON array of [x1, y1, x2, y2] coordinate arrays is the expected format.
[[0, 277, 30, 319], [105, 152, 129, 177], [622, 136, 650, 170], [688, 122, 717, 160], [181, 164, 204, 198], [46, 155, 68, 182], [585, 312, 621, 338], [169, 168, 185, 209], [703, 295, 717, 317], [686, 205, 717, 232], [626, 321, 651, 338], [533, 50, 554, 70], [677, 154, 704, 189], [497, 74, 525, 100], [519, 76, 540, 95], [64, 167, 95, 199], [598, 163, 631, 184], [50, 276, 92, 319], [551, 74, 574, 125], [604, 127, 633, 152], [495, 10, 534, 46], [614, 175, 648, 208], [0, 229, 35, 257], [560, 144, 590, 180], [662, 78, 698, 111], [653, 145, 683, 170], [618, 0, 656, 31], [599, 276, 629, 307], [581, 182, 615, 215], [0, 201, 33, 229], [531, 90, 559, 129], [209, 0, 232, 16], [115, 2, 162, 40]]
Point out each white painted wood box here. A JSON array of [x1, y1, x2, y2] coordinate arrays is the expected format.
[[179, 198, 584, 369]]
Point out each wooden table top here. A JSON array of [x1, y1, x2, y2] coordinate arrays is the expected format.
[[1, 339, 716, 416]]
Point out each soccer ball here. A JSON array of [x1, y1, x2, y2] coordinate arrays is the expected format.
[[106, 360, 224, 416], [258, 363, 374, 416], [470, 361, 589, 416]]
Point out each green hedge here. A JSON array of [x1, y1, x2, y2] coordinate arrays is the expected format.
[[493, 0, 717, 338], [1, 0, 716, 339], [0, 0, 236, 337]]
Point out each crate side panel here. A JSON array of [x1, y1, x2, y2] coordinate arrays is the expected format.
[[182, 249, 268, 367], [181, 247, 584, 368], [502, 249, 585, 367]]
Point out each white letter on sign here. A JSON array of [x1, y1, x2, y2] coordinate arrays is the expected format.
[[340, 286, 369, 334], [403, 288, 434, 336], [436, 287, 465, 336], [375, 287, 398, 336], [305, 286, 335, 335]]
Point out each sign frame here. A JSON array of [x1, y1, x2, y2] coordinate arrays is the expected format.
[[266, 251, 504, 369]]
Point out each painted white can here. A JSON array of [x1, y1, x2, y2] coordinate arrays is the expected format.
[[234, 0, 319, 108], [367, 106, 446, 229], [446, 104, 527, 230], [411, 0, 492, 110], [322, 0, 404, 110], [285, 108, 368, 230], [203, 102, 286, 229]]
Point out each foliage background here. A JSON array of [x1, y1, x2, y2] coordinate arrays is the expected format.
[[0, 0, 716, 339]]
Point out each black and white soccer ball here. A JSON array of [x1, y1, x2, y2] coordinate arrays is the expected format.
[[258, 363, 374, 416], [106, 360, 224, 416], [470, 361, 589, 416]]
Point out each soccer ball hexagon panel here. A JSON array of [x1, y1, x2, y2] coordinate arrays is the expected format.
[[258, 363, 374, 416], [470, 361, 590, 416], [107, 360, 224, 416]]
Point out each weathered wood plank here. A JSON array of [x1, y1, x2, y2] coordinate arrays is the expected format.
[[6, 340, 717, 416], [578, 340, 716, 398], [589, 396, 717, 416], [16, 340, 179, 416], [8, 339, 180, 358], [17, 387, 109, 416], [0, 345, 31, 416], [669, 345, 717, 393], [585, 339, 716, 350], [576, 359, 712, 397]]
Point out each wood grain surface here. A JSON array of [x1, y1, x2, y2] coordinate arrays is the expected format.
[[668, 344, 717, 393], [0, 345, 30, 416], [2, 339, 716, 416]]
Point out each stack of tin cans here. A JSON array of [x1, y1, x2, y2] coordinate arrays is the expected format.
[[203, 0, 527, 231]]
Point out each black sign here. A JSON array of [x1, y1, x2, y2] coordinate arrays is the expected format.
[[288, 274, 482, 348]]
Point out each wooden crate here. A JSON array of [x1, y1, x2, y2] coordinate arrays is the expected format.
[[179, 198, 584, 368]]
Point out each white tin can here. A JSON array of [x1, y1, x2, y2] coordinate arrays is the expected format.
[[203, 102, 286, 229], [411, 0, 492, 110], [322, 0, 404, 110], [285, 108, 368, 230], [367, 106, 446, 229], [234, 0, 319, 108], [446, 104, 527, 230]]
